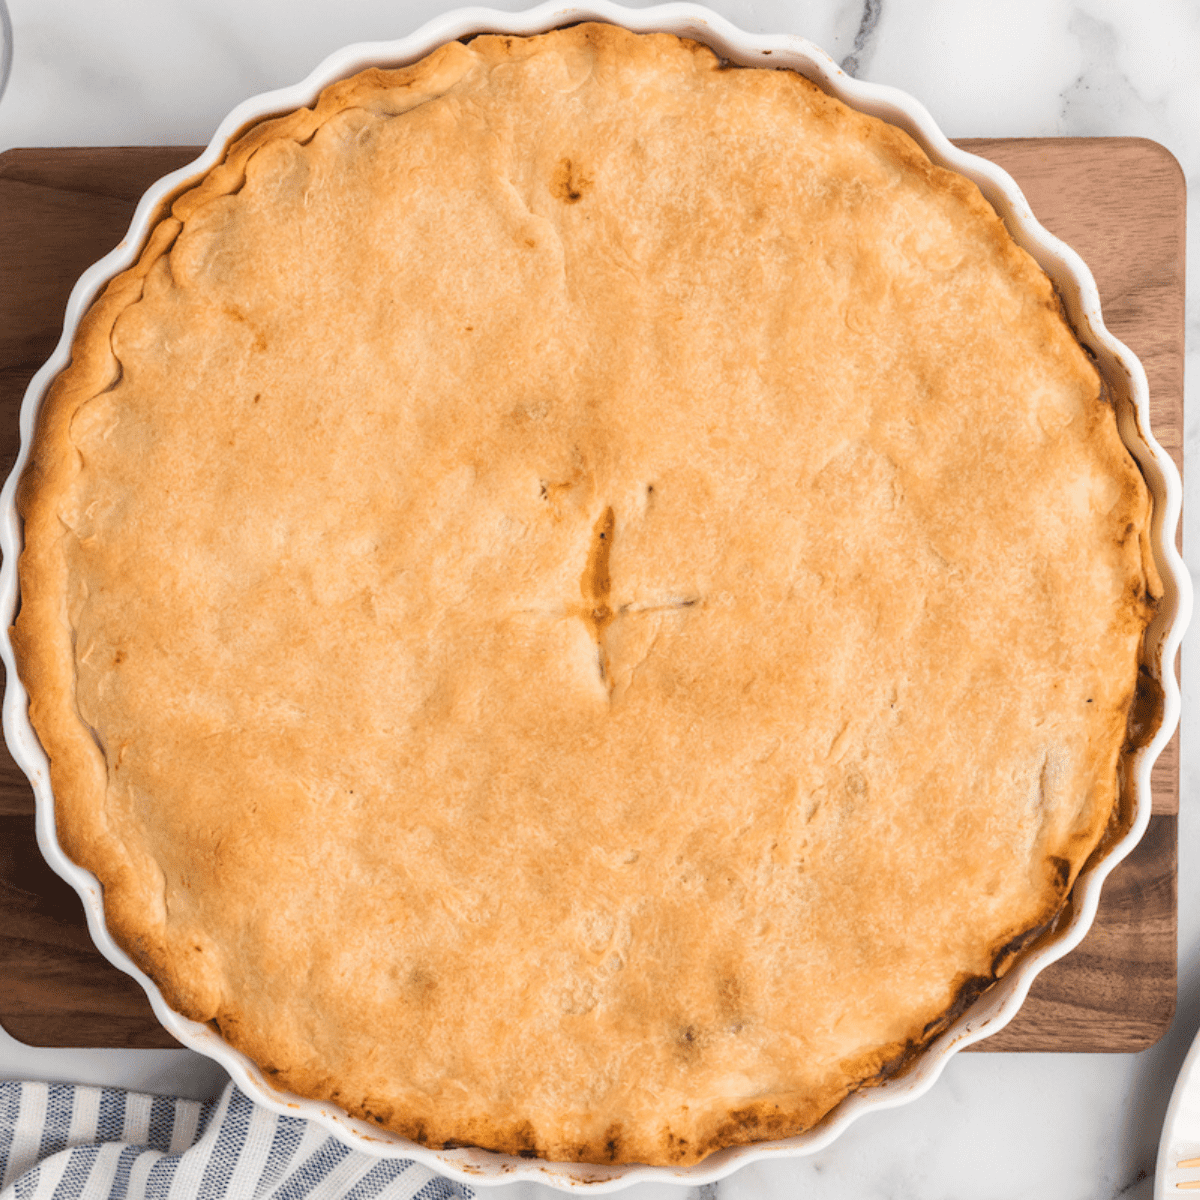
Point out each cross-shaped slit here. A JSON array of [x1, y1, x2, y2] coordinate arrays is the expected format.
[[577, 504, 699, 695]]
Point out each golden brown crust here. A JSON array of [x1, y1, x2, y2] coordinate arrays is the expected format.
[[14, 24, 1157, 1166]]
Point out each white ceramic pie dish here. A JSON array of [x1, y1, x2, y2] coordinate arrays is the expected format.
[[0, 1, 1189, 1190]]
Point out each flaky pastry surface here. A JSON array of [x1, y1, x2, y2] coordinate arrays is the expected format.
[[14, 25, 1158, 1166]]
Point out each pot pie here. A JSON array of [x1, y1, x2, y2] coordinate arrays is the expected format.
[[14, 23, 1160, 1167]]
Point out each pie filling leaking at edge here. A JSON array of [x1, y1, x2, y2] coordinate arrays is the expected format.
[[13, 24, 1161, 1167]]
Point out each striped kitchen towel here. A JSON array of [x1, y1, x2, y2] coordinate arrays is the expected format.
[[0, 1080, 474, 1200]]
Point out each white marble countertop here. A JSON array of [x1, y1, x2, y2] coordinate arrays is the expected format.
[[0, 1, 1196, 1197]]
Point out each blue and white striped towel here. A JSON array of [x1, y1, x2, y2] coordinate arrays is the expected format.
[[0, 1080, 474, 1200]]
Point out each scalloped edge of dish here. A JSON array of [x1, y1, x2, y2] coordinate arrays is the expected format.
[[0, 2, 1190, 1190]]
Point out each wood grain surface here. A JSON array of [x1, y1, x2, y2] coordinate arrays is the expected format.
[[0, 139, 1185, 1051]]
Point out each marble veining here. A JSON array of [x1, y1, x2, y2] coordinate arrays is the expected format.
[[838, 0, 884, 76], [0, 2, 12, 105], [1061, 9, 1154, 134], [0, 2, 1197, 1199]]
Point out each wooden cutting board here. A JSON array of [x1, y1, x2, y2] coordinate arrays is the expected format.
[[0, 139, 1184, 1051]]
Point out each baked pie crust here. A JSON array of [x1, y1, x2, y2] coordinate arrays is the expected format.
[[13, 24, 1160, 1166]]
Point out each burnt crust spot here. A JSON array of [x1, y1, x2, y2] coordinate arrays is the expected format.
[[1126, 665, 1165, 750], [507, 1120, 539, 1157], [1050, 855, 1072, 891], [552, 157, 591, 203], [674, 1023, 705, 1059], [601, 1122, 624, 1161]]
